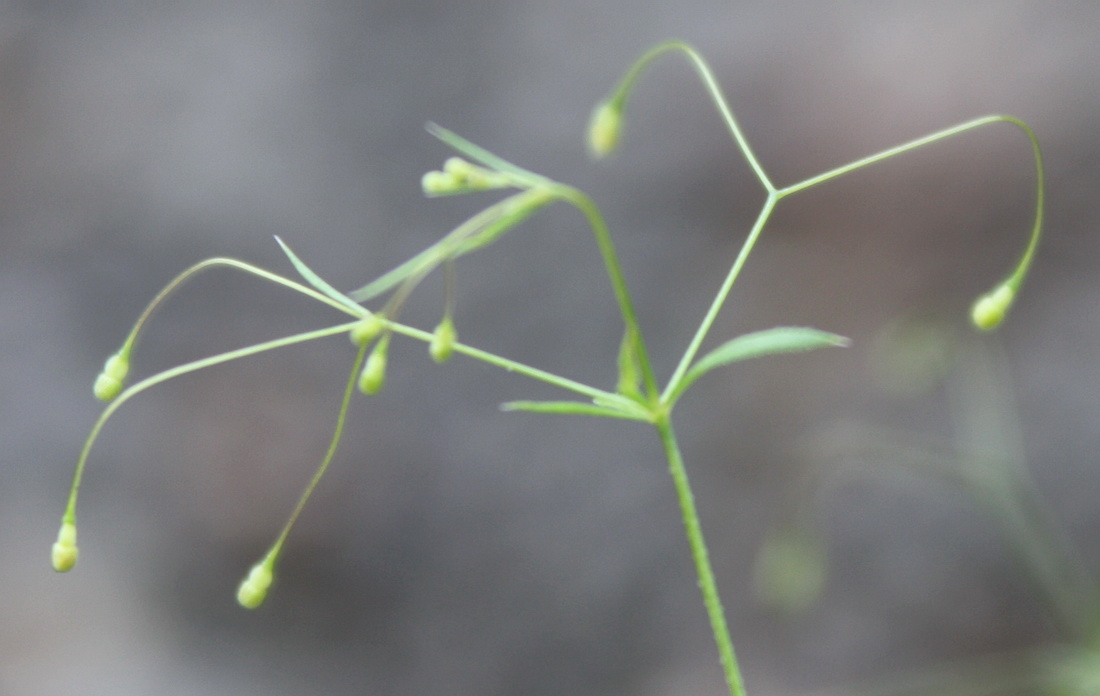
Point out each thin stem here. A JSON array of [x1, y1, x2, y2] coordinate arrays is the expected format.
[[384, 319, 625, 406], [607, 40, 775, 192], [71, 306, 632, 536], [556, 185, 661, 401], [264, 341, 369, 564], [662, 193, 778, 403], [656, 416, 746, 696], [61, 321, 363, 526], [121, 258, 364, 354], [777, 115, 1026, 199], [999, 117, 1044, 293]]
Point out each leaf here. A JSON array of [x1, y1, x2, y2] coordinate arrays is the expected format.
[[500, 400, 649, 422], [670, 327, 849, 404], [347, 243, 445, 303], [348, 190, 555, 303], [274, 236, 364, 314], [615, 324, 643, 399]]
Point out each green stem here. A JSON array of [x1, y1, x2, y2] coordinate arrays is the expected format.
[[656, 416, 747, 696], [556, 186, 660, 400], [264, 341, 369, 565], [61, 320, 363, 525], [119, 258, 364, 355], [384, 319, 625, 406], [607, 40, 774, 192], [777, 115, 1037, 203], [663, 194, 778, 402]]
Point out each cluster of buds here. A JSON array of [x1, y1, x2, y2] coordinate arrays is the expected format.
[[422, 157, 513, 197]]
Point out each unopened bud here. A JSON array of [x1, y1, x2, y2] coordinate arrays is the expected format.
[[349, 313, 385, 347], [422, 158, 510, 196], [429, 317, 457, 364], [421, 170, 462, 197], [358, 336, 389, 395], [442, 157, 477, 178], [51, 520, 79, 572], [93, 353, 130, 402], [237, 562, 274, 609], [586, 100, 623, 159], [971, 284, 1015, 331]]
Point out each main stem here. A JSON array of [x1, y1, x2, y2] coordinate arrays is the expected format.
[[656, 416, 747, 696]]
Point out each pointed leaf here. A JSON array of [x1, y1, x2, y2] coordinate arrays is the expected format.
[[348, 190, 554, 303], [347, 243, 445, 303], [671, 327, 849, 404], [274, 236, 364, 313]]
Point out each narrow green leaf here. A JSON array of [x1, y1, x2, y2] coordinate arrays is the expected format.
[[616, 324, 643, 399], [347, 243, 445, 303], [348, 190, 555, 303], [452, 188, 555, 255], [274, 236, 364, 314], [670, 327, 849, 404], [500, 400, 649, 421]]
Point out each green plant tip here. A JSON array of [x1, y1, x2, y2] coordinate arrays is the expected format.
[[349, 314, 385, 347], [93, 353, 129, 402], [442, 156, 476, 177], [237, 562, 274, 609], [51, 521, 79, 572], [422, 157, 511, 196], [421, 170, 460, 196], [970, 284, 1015, 331], [429, 317, 457, 364], [586, 100, 622, 159]]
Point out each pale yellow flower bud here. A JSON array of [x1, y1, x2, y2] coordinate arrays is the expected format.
[[421, 170, 461, 196], [429, 317, 457, 364], [586, 100, 623, 159], [349, 314, 385, 347], [971, 284, 1015, 331], [358, 336, 389, 395], [237, 562, 274, 609], [51, 520, 79, 572], [93, 353, 130, 402]]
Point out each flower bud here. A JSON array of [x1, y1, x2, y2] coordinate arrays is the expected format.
[[51, 520, 79, 572], [421, 170, 461, 197], [358, 336, 389, 395], [422, 158, 510, 196], [93, 352, 130, 402], [442, 156, 477, 178], [349, 313, 385, 347], [971, 284, 1015, 331], [237, 562, 274, 609], [586, 99, 623, 159], [429, 317, 457, 364]]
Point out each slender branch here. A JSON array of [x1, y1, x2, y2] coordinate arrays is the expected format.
[[555, 186, 660, 400], [124, 258, 364, 351], [662, 193, 778, 403], [607, 40, 775, 192], [61, 320, 364, 526], [777, 115, 1025, 199]]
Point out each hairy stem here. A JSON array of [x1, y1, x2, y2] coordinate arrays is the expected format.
[[656, 416, 747, 696]]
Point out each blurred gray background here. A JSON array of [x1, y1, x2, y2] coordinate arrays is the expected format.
[[3, 2, 1099, 695]]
